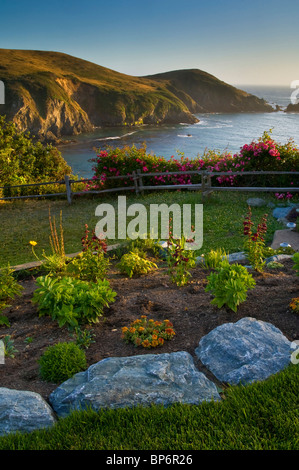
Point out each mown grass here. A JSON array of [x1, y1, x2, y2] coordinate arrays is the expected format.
[[0, 190, 283, 268], [0, 364, 297, 450]]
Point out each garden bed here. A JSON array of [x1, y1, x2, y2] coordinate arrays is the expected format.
[[0, 257, 298, 401]]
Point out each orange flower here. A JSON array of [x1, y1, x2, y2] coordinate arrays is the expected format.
[[158, 337, 164, 345], [129, 327, 136, 333], [152, 334, 158, 340], [122, 327, 129, 333], [165, 328, 175, 335], [138, 327, 145, 332], [142, 339, 151, 348], [151, 340, 159, 347]]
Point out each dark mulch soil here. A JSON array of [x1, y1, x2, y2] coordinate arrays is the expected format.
[[0, 258, 298, 401]]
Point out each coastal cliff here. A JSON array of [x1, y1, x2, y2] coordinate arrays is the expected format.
[[0, 49, 274, 142]]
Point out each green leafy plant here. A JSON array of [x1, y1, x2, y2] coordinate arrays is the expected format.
[[32, 275, 117, 328], [205, 261, 256, 312], [38, 342, 87, 383], [0, 316, 10, 327], [69, 326, 96, 350], [166, 237, 195, 286], [267, 261, 284, 269], [292, 253, 299, 276], [121, 315, 176, 348], [117, 251, 157, 278], [2, 335, 18, 358], [243, 207, 268, 272], [198, 248, 229, 269], [24, 336, 34, 344], [0, 266, 24, 313]]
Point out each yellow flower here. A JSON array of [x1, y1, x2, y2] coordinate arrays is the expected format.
[[29, 241, 37, 246]]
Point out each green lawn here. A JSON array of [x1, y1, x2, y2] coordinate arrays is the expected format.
[[0, 364, 297, 450], [0, 190, 283, 268]]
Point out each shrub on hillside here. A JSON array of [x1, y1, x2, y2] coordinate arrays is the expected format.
[[0, 115, 72, 196]]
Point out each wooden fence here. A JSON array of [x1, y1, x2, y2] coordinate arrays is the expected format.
[[0, 171, 298, 204]]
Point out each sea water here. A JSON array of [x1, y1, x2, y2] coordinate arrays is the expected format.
[[59, 86, 299, 178]]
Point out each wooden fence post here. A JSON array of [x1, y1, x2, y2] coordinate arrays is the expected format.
[[132, 171, 139, 195], [137, 169, 144, 196], [65, 175, 72, 204]]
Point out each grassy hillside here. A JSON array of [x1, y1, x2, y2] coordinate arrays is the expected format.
[[0, 49, 273, 141], [145, 69, 274, 113]]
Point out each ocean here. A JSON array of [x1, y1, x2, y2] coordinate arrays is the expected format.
[[59, 86, 299, 178]]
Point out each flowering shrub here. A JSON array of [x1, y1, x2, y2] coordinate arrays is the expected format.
[[121, 315, 175, 348], [89, 131, 299, 192], [67, 225, 109, 282], [243, 207, 268, 273], [166, 237, 196, 286]]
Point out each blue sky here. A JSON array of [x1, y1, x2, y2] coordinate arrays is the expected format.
[[1, 0, 299, 86]]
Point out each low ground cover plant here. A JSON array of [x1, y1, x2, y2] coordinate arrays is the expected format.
[[121, 316, 176, 348]]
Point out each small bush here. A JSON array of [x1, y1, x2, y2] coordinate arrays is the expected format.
[[117, 252, 157, 278], [38, 342, 87, 383], [205, 261, 256, 312]]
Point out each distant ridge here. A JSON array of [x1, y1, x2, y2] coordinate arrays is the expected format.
[[0, 49, 274, 142]]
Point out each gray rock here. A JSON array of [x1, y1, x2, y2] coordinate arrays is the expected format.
[[266, 254, 293, 264], [273, 207, 294, 220], [0, 388, 57, 436], [227, 252, 247, 263], [247, 198, 267, 207], [195, 317, 292, 385], [49, 351, 221, 418]]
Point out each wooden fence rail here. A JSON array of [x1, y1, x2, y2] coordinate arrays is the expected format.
[[0, 171, 298, 204]]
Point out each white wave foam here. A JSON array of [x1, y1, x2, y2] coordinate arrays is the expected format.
[[96, 131, 136, 141], [177, 134, 193, 138]]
